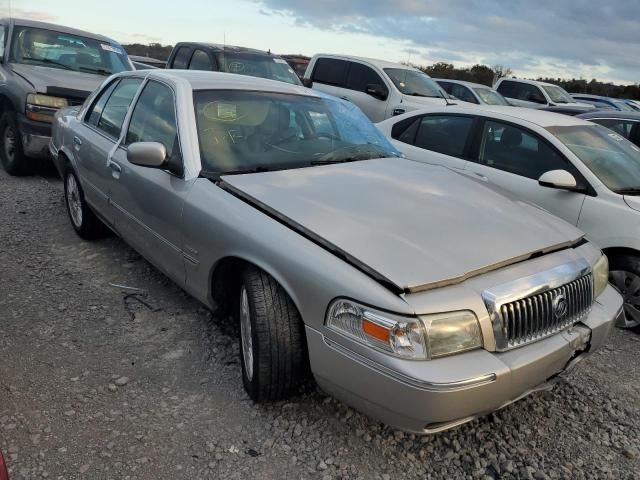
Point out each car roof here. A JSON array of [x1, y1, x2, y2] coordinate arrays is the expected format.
[[570, 93, 619, 101], [311, 53, 421, 72], [397, 103, 592, 128], [174, 42, 277, 56], [4, 17, 120, 44], [123, 69, 320, 96], [577, 111, 640, 120], [497, 77, 558, 88], [434, 79, 493, 89]]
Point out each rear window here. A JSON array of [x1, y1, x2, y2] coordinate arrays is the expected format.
[[214, 52, 301, 85], [311, 58, 349, 86]]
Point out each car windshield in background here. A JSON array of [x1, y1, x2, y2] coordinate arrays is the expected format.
[[548, 124, 640, 192], [613, 100, 635, 112], [10, 26, 131, 75], [542, 85, 574, 104], [384, 68, 443, 98], [194, 90, 400, 175], [214, 53, 301, 85], [474, 87, 509, 105]]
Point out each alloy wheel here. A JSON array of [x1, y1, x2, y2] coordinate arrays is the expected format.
[[609, 270, 640, 328], [65, 174, 83, 228]]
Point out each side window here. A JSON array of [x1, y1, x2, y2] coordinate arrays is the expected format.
[[172, 47, 192, 69], [451, 84, 477, 103], [189, 49, 213, 71], [345, 62, 386, 94], [437, 82, 453, 95], [391, 117, 420, 144], [496, 80, 516, 97], [126, 81, 180, 163], [513, 83, 545, 103], [86, 80, 119, 126], [311, 58, 349, 86], [0, 25, 5, 59], [478, 120, 568, 179], [414, 115, 474, 158], [592, 119, 638, 140], [96, 78, 142, 138]]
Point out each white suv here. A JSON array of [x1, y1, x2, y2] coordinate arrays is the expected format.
[[303, 54, 449, 122], [495, 78, 593, 110]]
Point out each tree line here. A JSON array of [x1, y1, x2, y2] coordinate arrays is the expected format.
[[122, 44, 640, 100]]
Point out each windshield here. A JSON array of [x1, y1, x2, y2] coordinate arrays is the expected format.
[[613, 100, 635, 112], [547, 124, 640, 192], [10, 26, 132, 75], [383, 68, 443, 98], [194, 90, 400, 174], [474, 87, 509, 105], [214, 52, 301, 85], [542, 85, 574, 104]]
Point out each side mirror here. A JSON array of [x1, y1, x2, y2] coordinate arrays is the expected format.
[[127, 142, 167, 168], [538, 169, 583, 191], [365, 83, 388, 100], [302, 78, 313, 88]]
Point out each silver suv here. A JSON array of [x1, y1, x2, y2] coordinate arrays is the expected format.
[[0, 18, 132, 175]]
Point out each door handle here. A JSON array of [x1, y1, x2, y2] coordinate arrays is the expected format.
[[108, 160, 122, 173], [474, 172, 488, 181], [73, 136, 82, 146]]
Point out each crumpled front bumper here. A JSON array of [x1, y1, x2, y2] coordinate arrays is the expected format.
[[307, 285, 622, 433]]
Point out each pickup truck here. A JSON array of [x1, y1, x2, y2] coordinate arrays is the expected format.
[[0, 17, 132, 175]]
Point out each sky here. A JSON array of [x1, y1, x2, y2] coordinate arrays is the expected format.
[[8, 0, 640, 85]]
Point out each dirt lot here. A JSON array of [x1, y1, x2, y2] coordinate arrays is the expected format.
[[0, 166, 639, 480]]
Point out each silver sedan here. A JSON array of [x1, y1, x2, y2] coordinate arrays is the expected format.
[[50, 70, 622, 433]]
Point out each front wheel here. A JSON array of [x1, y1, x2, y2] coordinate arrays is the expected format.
[[0, 111, 31, 176], [238, 266, 307, 401], [609, 253, 640, 332], [63, 168, 108, 240]]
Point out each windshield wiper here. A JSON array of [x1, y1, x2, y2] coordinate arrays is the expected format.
[[23, 57, 74, 71], [310, 156, 384, 166], [614, 187, 640, 195], [201, 166, 276, 179], [407, 92, 439, 98], [78, 66, 113, 76]]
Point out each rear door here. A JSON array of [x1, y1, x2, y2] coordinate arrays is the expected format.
[[497, 80, 547, 108], [465, 118, 586, 225], [76, 78, 142, 224], [107, 79, 188, 283], [310, 57, 350, 99], [343, 61, 389, 121], [390, 113, 476, 170]]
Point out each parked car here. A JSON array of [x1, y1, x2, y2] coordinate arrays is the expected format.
[[378, 105, 640, 330], [0, 18, 133, 175], [165, 42, 301, 85], [435, 79, 510, 106], [570, 94, 635, 112], [303, 54, 450, 122], [0, 448, 8, 480], [280, 54, 310, 80], [50, 69, 621, 433], [128, 55, 166, 69], [577, 111, 640, 147], [495, 78, 594, 109], [538, 105, 597, 116], [623, 99, 640, 111]]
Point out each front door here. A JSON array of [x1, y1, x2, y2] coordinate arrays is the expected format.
[[466, 119, 586, 225]]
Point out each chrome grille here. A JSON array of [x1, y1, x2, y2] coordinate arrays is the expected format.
[[500, 274, 593, 348], [481, 259, 594, 351]]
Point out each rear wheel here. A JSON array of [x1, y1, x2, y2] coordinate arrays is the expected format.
[[609, 253, 640, 333], [63, 168, 108, 240], [0, 111, 31, 176], [238, 266, 307, 401]]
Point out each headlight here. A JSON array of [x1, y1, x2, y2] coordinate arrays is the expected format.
[[26, 93, 69, 109], [325, 299, 482, 359], [593, 254, 609, 298]]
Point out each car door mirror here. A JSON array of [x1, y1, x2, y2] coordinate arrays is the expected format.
[[365, 83, 388, 101], [127, 142, 167, 168], [302, 78, 313, 88], [538, 169, 583, 191]]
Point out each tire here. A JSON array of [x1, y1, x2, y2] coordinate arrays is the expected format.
[[609, 253, 640, 333], [238, 266, 307, 401], [0, 111, 32, 176], [63, 167, 108, 240]]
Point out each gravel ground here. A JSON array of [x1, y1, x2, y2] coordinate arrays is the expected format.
[[0, 165, 639, 480]]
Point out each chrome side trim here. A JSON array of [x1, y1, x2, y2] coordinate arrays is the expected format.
[[482, 258, 592, 351], [323, 337, 496, 392]]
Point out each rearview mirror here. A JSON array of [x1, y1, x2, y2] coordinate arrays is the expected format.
[[365, 83, 388, 101], [302, 78, 313, 88], [538, 169, 582, 191], [127, 142, 167, 168]]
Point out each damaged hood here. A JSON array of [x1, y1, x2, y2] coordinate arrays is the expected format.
[[11, 63, 106, 98], [222, 159, 584, 292]]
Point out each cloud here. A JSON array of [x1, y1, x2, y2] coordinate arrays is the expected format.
[[253, 0, 640, 83]]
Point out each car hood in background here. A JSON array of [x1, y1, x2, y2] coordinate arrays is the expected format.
[[222, 159, 584, 293], [11, 63, 106, 97]]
